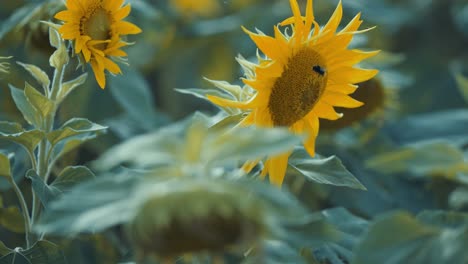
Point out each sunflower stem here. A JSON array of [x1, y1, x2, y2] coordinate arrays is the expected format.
[[9, 175, 32, 248], [31, 60, 67, 241]]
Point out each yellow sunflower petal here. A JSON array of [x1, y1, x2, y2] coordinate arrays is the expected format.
[[322, 92, 364, 108], [304, 0, 314, 34], [241, 159, 261, 173], [326, 83, 358, 95], [314, 101, 343, 120], [329, 67, 379, 84], [321, 0, 343, 38], [303, 115, 319, 156], [104, 0, 124, 10], [328, 50, 380, 69], [266, 152, 290, 186], [103, 57, 122, 74], [90, 59, 106, 89], [288, 0, 305, 42], [114, 21, 142, 35], [242, 27, 288, 64], [206, 95, 253, 109], [113, 4, 131, 20]]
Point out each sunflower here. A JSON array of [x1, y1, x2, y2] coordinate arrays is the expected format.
[[170, 0, 221, 19], [206, 0, 379, 186], [55, 0, 141, 88]]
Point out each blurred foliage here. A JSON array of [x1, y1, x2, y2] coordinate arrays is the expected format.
[[0, 0, 467, 263]]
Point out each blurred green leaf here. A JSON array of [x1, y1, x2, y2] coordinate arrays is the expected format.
[[108, 68, 159, 130], [387, 110, 468, 145], [24, 83, 54, 118], [366, 140, 465, 179], [0, 3, 40, 39], [176, 87, 233, 101], [47, 118, 107, 147], [0, 153, 11, 179], [449, 187, 468, 210], [57, 73, 88, 104], [9, 85, 41, 127], [94, 114, 301, 171], [312, 208, 369, 264], [0, 121, 45, 153], [0, 205, 25, 233], [26, 170, 60, 209], [21, 240, 66, 264], [36, 172, 140, 235], [0, 241, 11, 256], [353, 211, 468, 264], [454, 74, 468, 103], [417, 210, 468, 228], [0, 251, 31, 264], [17, 62, 50, 93], [289, 148, 366, 190]]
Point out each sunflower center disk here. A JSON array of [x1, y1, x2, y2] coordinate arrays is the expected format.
[[82, 7, 112, 48], [268, 48, 328, 127]]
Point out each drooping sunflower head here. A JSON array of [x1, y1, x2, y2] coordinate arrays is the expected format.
[[55, 0, 141, 88], [207, 0, 379, 185]]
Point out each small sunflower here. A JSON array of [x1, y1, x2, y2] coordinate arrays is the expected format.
[[207, 0, 379, 185], [55, 0, 142, 88]]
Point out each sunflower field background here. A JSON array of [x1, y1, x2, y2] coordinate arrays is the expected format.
[[0, 0, 467, 263]]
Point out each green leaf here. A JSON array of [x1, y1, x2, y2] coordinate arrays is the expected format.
[[48, 26, 61, 49], [17, 62, 50, 92], [36, 172, 140, 235], [47, 118, 107, 147], [24, 83, 54, 119], [313, 208, 369, 264], [416, 210, 468, 229], [0, 241, 11, 257], [21, 240, 66, 264], [0, 121, 44, 153], [52, 166, 95, 191], [0, 252, 31, 264], [0, 153, 11, 179], [94, 114, 301, 170], [56, 73, 88, 104], [388, 110, 468, 145], [454, 73, 468, 103], [289, 148, 366, 190], [366, 140, 465, 178], [26, 170, 60, 209], [352, 211, 468, 264], [449, 187, 468, 210], [9, 85, 41, 127], [175, 87, 233, 101], [108, 68, 159, 130], [0, 205, 25, 233]]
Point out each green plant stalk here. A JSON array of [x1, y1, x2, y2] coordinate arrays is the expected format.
[[31, 61, 66, 239], [9, 176, 32, 248]]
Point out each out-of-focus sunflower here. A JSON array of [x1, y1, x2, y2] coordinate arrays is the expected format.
[[55, 0, 141, 88], [170, 0, 221, 19], [320, 77, 398, 132], [207, 0, 379, 185]]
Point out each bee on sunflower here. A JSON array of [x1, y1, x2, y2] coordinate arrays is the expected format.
[[206, 0, 379, 186], [54, 0, 142, 88]]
